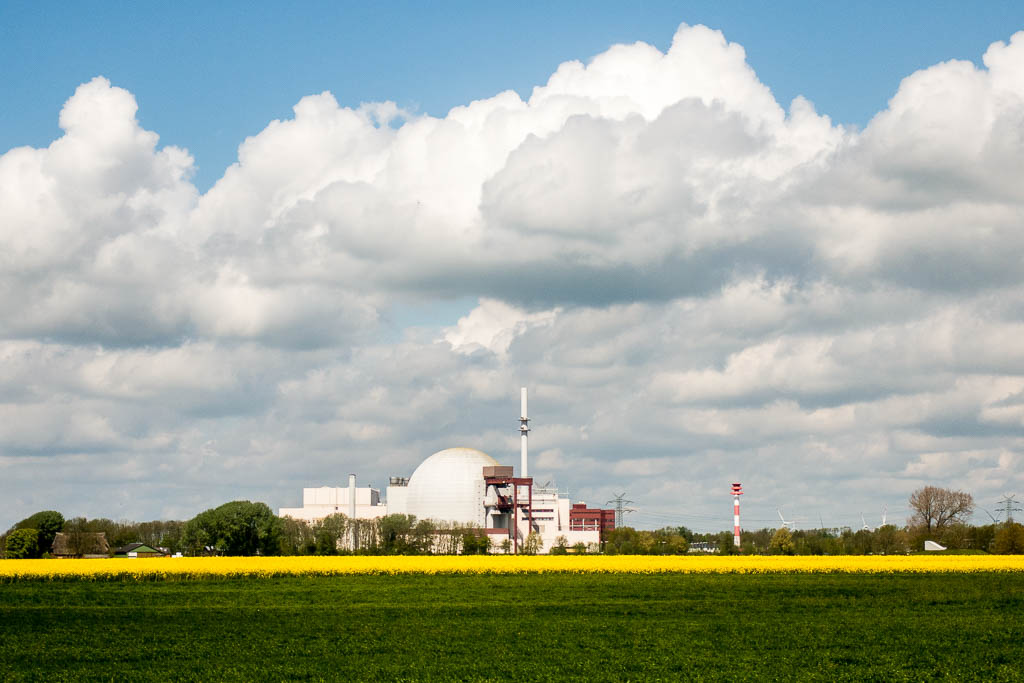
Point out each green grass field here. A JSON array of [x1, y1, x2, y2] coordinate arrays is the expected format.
[[2, 573, 1022, 681]]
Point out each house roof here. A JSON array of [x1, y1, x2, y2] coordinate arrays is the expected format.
[[114, 542, 163, 555], [51, 532, 110, 556]]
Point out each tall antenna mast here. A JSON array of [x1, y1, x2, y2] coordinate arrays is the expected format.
[[606, 493, 635, 528], [520, 387, 529, 478], [731, 483, 743, 547]]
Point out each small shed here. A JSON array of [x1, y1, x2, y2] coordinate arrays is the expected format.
[[113, 543, 167, 558], [51, 532, 110, 558]]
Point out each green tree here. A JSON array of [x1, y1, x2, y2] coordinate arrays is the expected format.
[[792, 529, 841, 555], [314, 529, 338, 555], [993, 523, 1024, 554], [603, 527, 640, 554], [157, 521, 186, 554], [279, 516, 315, 555], [352, 517, 379, 553], [549, 535, 569, 555], [461, 531, 491, 555], [183, 501, 283, 556], [970, 523, 998, 553], [13, 511, 64, 556], [379, 514, 420, 554], [850, 529, 873, 555], [522, 531, 543, 555], [649, 528, 689, 554], [410, 519, 436, 554], [716, 530, 739, 555], [742, 528, 773, 554], [313, 513, 348, 554], [768, 527, 795, 555], [939, 523, 972, 550], [5, 528, 39, 559], [871, 525, 909, 555]]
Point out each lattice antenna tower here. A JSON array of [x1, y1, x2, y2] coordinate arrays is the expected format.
[[606, 493, 636, 528]]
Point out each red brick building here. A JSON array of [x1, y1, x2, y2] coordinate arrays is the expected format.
[[568, 503, 615, 539]]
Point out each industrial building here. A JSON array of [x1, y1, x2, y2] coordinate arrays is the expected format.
[[279, 389, 615, 553]]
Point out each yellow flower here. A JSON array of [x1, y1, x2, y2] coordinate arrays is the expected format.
[[2, 555, 1023, 580]]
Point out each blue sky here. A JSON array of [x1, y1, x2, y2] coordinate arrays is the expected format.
[[2, 3, 1024, 533], [4, 2, 1023, 190]]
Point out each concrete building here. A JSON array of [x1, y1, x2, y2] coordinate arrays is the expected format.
[[278, 483, 388, 523]]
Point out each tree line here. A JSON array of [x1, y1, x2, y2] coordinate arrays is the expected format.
[[688, 485, 1024, 555], [1, 501, 517, 558], [4, 485, 1024, 557]]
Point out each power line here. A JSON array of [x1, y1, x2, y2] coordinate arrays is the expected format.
[[628, 507, 902, 529]]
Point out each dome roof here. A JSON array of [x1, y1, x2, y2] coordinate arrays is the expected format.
[[405, 447, 498, 526]]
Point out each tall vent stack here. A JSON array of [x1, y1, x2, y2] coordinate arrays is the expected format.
[[348, 473, 356, 519], [520, 387, 530, 478]]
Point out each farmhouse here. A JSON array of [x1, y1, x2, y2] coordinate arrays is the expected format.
[[113, 543, 166, 558], [51, 532, 110, 558]]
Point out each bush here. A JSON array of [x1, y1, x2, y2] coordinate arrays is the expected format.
[[993, 523, 1024, 554], [5, 528, 39, 559], [768, 527, 795, 555]]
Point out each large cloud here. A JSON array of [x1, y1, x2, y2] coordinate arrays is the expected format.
[[2, 25, 1024, 530]]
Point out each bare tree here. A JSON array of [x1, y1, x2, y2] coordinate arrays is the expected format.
[[909, 486, 975, 534]]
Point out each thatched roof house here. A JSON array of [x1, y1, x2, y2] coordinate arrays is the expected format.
[[52, 531, 110, 558]]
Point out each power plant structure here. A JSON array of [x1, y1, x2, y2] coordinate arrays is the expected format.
[[279, 388, 615, 553]]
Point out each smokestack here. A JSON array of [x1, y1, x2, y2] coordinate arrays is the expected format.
[[348, 474, 356, 519], [349, 473, 357, 550], [520, 387, 529, 478]]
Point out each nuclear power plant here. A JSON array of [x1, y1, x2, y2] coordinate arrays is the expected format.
[[279, 388, 615, 553]]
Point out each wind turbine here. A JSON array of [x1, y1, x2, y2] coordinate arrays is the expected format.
[[777, 508, 798, 530], [861, 505, 888, 531]]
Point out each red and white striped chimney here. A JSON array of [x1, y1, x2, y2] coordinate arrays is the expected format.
[[731, 483, 743, 547]]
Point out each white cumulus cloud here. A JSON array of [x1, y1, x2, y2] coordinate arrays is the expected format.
[[3, 25, 1024, 531]]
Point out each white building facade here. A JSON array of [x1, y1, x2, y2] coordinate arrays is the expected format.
[[278, 485, 388, 523]]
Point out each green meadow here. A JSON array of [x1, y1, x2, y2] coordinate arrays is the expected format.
[[2, 572, 1022, 681]]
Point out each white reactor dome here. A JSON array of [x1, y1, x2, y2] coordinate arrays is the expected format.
[[405, 447, 498, 526]]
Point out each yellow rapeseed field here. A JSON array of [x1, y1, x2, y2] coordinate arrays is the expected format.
[[2, 554, 1023, 580]]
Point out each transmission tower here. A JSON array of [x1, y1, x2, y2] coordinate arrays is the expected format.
[[606, 493, 636, 528], [997, 494, 1023, 524]]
